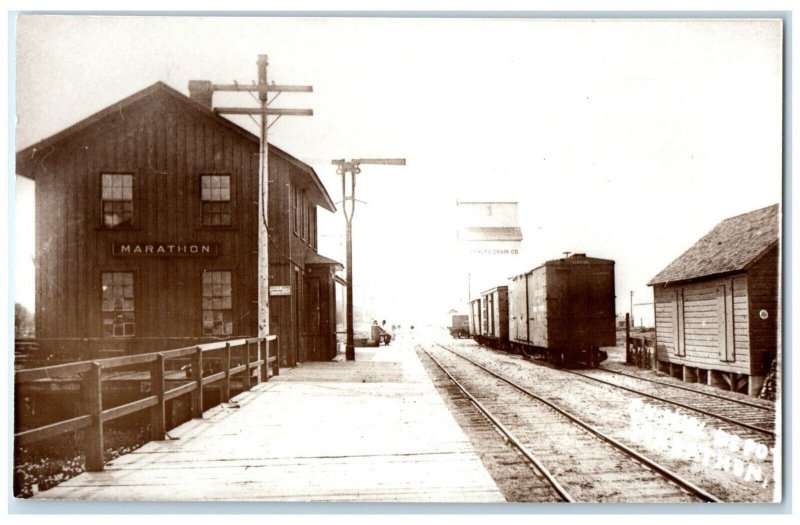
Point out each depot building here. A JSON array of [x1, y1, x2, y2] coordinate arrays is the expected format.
[[16, 81, 343, 366]]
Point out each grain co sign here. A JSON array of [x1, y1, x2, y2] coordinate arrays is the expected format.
[[112, 243, 219, 257]]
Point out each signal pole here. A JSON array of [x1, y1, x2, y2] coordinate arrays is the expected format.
[[630, 290, 634, 329], [332, 159, 406, 361], [203, 55, 312, 346]]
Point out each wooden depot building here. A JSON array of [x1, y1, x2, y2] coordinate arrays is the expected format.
[[16, 81, 342, 366], [648, 204, 779, 396]]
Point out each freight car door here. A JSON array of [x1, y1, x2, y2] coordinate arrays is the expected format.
[[552, 267, 571, 349]]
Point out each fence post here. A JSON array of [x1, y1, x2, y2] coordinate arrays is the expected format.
[[150, 353, 165, 441], [625, 313, 631, 365], [258, 339, 267, 382], [272, 337, 280, 377], [191, 346, 203, 418], [82, 362, 104, 472], [222, 343, 231, 402], [242, 341, 251, 391]]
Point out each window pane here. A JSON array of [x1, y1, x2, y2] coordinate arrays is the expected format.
[[202, 271, 233, 335], [102, 174, 133, 227], [103, 319, 114, 337], [101, 273, 135, 337]]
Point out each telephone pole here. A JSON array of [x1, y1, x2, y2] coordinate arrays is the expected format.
[[332, 158, 406, 361], [202, 55, 312, 345]]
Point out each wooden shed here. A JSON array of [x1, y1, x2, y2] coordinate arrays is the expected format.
[[16, 81, 341, 366], [648, 204, 779, 396]]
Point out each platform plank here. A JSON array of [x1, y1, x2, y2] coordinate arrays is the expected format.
[[35, 345, 504, 502]]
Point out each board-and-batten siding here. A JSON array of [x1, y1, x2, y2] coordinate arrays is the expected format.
[[747, 246, 779, 376], [268, 154, 300, 367], [33, 91, 260, 356], [653, 275, 750, 374]]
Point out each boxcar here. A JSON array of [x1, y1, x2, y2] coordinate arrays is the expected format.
[[508, 253, 616, 367], [472, 286, 509, 350], [468, 298, 482, 339], [449, 314, 470, 338]]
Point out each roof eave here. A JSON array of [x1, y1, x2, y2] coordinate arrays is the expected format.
[[269, 145, 336, 213], [648, 268, 748, 287], [15, 81, 261, 179]]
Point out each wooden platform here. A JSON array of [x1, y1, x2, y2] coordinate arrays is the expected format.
[[34, 343, 504, 502]]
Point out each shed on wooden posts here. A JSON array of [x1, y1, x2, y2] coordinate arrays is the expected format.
[[648, 204, 779, 396]]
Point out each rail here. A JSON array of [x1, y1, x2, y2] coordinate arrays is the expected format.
[[435, 343, 720, 503], [14, 336, 278, 472]]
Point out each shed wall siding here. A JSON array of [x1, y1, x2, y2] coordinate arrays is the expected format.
[[653, 275, 750, 374], [747, 246, 779, 375]]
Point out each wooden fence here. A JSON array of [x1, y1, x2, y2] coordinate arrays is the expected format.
[[14, 336, 277, 472], [626, 334, 654, 369]]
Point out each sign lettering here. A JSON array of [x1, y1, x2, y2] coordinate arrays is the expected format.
[[112, 243, 219, 257]]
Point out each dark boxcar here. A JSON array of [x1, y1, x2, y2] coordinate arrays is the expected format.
[[473, 286, 509, 350], [449, 314, 470, 338], [509, 253, 615, 367]]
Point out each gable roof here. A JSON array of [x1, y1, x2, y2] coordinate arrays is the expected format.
[[648, 204, 779, 286], [16, 81, 335, 212]]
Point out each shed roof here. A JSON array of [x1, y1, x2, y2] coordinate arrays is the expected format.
[[15, 81, 336, 212], [648, 204, 779, 286], [305, 251, 344, 271]]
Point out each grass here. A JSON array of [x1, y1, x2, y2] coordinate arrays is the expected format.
[[14, 424, 150, 498]]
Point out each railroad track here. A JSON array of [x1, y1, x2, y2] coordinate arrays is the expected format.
[[420, 343, 719, 503], [502, 349, 777, 439], [570, 367, 777, 438]]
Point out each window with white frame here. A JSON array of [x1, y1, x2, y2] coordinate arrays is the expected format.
[[101, 174, 133, 227], [202, 271, 233, 336], [101, 272, 135, 337]]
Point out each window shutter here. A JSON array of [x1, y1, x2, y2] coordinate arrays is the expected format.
[[717, 282, 735, 362], [673, 289, 685, 357]]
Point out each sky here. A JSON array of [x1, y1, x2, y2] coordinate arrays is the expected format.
[[12, 15, 783, 327]]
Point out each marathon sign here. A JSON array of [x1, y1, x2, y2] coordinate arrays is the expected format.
[[112, 243, 219, 257]]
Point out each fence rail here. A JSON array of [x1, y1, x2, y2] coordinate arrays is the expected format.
[[14, 336, 278, 472], [626, 334, 654, 369]]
